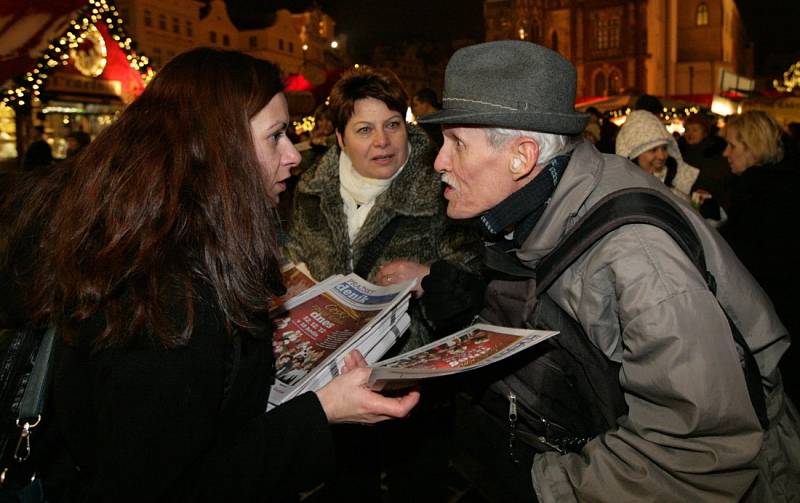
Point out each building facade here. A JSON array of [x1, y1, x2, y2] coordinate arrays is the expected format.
[[114, 0, 341, 82], [484, 0, 752, 98]]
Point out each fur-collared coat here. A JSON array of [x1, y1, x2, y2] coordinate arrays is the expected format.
[[285, 125, 482, 352]]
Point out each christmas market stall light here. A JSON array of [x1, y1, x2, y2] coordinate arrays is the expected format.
[[1, 0, 154, 109], [774, 61, 800, 93], [606, 105, 704, 126], [293, 116, 316, 136]]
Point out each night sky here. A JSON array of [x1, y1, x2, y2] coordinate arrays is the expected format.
[[225, 0, 484, 58], [223, 0, 798, 76]]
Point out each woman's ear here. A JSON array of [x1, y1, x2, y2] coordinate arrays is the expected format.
[[336, 130, 345, 150]]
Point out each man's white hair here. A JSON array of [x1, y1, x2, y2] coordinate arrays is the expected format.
[[484, 127, 580, 166]]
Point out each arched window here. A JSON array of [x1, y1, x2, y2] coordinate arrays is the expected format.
[[696, 3, 709, 26], [608, 70, 622, 95], [594, 72, 607, 96]]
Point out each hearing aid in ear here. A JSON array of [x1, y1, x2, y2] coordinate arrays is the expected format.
[[511, 157, 523, 172]]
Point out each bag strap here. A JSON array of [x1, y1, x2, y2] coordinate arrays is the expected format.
[[18, 327, 56, 423], [11, 327, 56, 464], [353, 216, 410, 278], [533, 187, 768, 429], [535, 188, 708, 294]]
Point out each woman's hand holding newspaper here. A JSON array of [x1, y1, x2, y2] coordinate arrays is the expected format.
[[315, 350, 420, 424]]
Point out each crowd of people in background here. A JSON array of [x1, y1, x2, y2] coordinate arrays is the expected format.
[[3, 40, 800, 502]]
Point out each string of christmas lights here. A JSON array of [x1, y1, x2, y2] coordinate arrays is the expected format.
[[606, 105, 705, 124], [774, 61, 800, 93], [1, 0, 153, 109]]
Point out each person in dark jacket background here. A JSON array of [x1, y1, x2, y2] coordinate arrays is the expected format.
[[679, 113, 733, 210], [21, 125, 53, 171], [721, 110, 800, 403], [1, 48, 418, 502]]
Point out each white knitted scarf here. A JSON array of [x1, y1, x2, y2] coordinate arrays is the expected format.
[[339, 146, 408, 243]]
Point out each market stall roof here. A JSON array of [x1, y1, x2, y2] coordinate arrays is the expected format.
[[0, 0, 151, 107], [0, 0, 88, 87], [740, 96, 800, 125], [576, 94, 713, 114]]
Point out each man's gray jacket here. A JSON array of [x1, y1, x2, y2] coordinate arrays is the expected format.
[[482, 142, 800, 501]]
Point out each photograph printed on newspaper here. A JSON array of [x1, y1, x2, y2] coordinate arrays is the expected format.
[[267, 273, 414, 409], [368, 324, 558, 389]]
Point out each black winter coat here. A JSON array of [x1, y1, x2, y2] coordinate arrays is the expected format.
[[721, 152, 800, 399], [51, 288, 334, 502]]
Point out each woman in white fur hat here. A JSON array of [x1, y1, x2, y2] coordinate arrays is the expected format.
[[615, 109, 699, 200]]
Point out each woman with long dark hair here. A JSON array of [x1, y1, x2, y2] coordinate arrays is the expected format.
[[2, 48, 418, 502]]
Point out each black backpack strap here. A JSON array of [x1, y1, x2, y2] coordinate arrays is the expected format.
[[484, 244, 536, 279], [533, 187, 768, 429], [353, 216, 410, 279], [535, 188, 708, 295]]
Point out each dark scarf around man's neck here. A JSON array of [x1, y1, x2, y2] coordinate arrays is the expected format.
[[479, 153, 570, 248]]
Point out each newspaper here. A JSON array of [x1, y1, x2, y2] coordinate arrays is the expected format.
[[268, 272, 414, 409], [368, 324, 558, 389], [268, 262, 343, 313]]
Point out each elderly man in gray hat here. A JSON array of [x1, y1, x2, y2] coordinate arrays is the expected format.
[[416, 40, 799, 502]]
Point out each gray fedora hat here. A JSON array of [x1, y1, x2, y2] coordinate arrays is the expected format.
[[419, 40, 588, 135]]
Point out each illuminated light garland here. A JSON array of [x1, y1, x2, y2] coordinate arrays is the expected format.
[[1, 0, 153, 108], [773, 61, 800, 93], [605, 104, 706, 125], [293, 115, 316, 135]]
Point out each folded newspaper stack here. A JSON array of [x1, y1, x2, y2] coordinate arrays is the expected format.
[[267, 263, 414, 410]]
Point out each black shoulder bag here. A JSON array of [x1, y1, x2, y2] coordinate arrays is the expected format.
[[0, 327, 56, 503]]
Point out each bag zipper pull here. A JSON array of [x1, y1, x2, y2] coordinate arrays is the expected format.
[[508, 392, 519, 464]]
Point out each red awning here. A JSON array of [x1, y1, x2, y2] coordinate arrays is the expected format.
[[284, 73, 313, 92]]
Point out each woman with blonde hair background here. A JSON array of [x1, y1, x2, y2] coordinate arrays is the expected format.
[[721, 110, 800, 403]]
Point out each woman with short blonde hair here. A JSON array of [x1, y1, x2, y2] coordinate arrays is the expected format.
[[721, 109, 800, 404], [724, 110, 784, 171]]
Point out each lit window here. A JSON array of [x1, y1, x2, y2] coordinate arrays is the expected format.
[[596, 20, 608, 50], [697, 3, 709, 26], [594, 10, 622, 51], [609, 18, 620, 48]]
